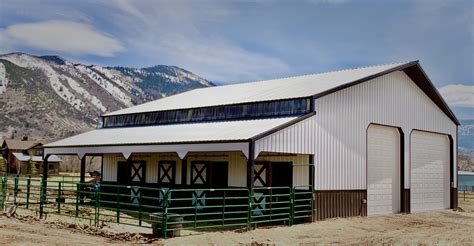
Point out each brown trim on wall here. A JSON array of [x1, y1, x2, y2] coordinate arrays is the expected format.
[[448, 134, 456, 209], [314, 190, 367, 220], [401, 189, 410, 213], [451, 187, 458, 209]]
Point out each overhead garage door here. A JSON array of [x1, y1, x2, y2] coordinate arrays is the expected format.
[[411, 131, 450, 212], [367, 125, 401, 215]]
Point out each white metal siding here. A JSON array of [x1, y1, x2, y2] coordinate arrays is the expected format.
[[102, 154, 123, 182], [367, 125, 400, 215], [311, 71, 456, 190], [411, 131, 450, 211], [254, 116, 316, 156], [257, 71, 457, 190]]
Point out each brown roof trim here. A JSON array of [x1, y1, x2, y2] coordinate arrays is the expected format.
[[311, 61, 459, 126], [250, 112, 316, 142], [402, 63, 459, 125]]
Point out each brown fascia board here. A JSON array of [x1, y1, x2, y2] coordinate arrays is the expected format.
[[402, 63, 460, 125], [311, 61, 460, 126]]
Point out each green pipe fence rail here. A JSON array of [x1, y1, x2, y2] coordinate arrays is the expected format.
[[0, 176, 314, 238]]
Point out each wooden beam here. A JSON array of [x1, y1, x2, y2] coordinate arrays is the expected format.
[[181, 157, 187, 185], [80, 156, 86, 184], [247, 141, 255, 190]]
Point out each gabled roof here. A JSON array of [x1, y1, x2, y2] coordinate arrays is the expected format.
[[12, 152, 62, 162], [104, 61, 458, 125], [2, 139, 42, 150]]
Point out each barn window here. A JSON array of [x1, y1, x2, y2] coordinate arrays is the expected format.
[[102, 98, 311, 128]]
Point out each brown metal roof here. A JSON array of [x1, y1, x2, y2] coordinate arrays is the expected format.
[[3, 139, 42, 150]]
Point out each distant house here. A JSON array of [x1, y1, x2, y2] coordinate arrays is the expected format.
[[1, 138, 62, 175], [459, 171, 474, 190]]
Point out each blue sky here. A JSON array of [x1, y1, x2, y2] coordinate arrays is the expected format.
[[0, 0, 473, 114]]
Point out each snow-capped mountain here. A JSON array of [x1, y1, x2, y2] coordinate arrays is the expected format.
[[0, 52, 212, 140]]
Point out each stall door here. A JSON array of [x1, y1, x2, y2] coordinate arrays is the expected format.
[[367, 125, 401, 215], [117, 160, 146, 204], [411, 131, 450, 212], [191, 161, 228, 188]]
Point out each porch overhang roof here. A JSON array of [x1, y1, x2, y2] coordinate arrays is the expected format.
[[44, 117, 300, 159]]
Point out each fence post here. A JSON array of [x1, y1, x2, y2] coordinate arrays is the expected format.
[[222, 190, 226, 226], [139, 188, 142, 227], [288, 187, 295, 226], [116, 186, 121, 223], [161, 190, 168, 238], [0, 177, 6, 210], [39, 178, 46, 219], [26, 176, 31, 209], [95, 186, 100, 227], [247, 188, 252, 231], [57, 182, 62, 214], [75, 184, 79, 217], [13, 175, 19, 204]]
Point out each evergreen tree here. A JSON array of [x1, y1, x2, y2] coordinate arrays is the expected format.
[[26, 157, 36, 175]]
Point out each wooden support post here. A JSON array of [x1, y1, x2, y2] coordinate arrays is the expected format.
[[80, 156, 86, 184], [247, 141, 255, 190], [181, 157, 187, 186], [79, 156, 86, 204], [309, 155, 314, 190], [40, 154, 50, 219]]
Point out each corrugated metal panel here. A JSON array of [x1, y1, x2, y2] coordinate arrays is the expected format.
[[315, 190, 367, 220], [312, 71, 457, 190], [256, 71, 457, 191], [46, 117, 297, 148], [254, 116, 316, 156], [105, 63, 410, 116], [103, 154, 123, 182]]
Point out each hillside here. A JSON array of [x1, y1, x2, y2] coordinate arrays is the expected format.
[[0, 52, 212, 140]]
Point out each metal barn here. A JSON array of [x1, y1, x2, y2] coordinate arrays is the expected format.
[[43, 61, 459, 222]]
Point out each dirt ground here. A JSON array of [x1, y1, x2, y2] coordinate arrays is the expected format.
[[1, 201, 473, 245]]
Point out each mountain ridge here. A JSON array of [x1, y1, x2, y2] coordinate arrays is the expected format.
[[0, 52, 212, 140]]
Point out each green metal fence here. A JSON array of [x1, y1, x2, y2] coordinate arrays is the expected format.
[[0, 176, 313, 238]]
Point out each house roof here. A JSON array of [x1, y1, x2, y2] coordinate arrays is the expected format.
[[3, 139, 42, 150], [12, 152, 62, 162], [44, 117, 299, 148]]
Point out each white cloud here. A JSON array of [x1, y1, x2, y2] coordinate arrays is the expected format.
[[1, 20, 124, 57], [104, 1, 289, 82], [439, 84, 474, 108]]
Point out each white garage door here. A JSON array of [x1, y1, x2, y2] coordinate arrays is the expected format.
[[367, 125, 401, 215], [411, 131, 450, 212]]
